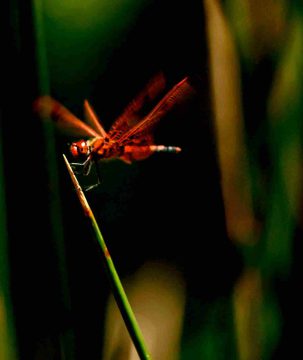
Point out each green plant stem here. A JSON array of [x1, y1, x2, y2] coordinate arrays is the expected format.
[[63, 155, 151, 360]]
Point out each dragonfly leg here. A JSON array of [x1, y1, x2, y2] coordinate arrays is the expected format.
[[94, 160, 102, 186], [70, 162, 84, 174], [70, 157, 92, 175], [84, 160, 101, 191], [83, 159, 92, 176]]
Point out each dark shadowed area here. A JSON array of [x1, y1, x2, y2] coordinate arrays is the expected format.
[[5, 0, 301, 359]]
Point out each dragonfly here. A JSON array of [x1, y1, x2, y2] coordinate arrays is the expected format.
[[34, 73, 195, 189]]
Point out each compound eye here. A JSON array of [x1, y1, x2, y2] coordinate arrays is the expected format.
[[70, 144, 79, 157]]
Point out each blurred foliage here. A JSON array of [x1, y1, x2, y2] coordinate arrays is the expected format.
[[222, 0, 303, 358], [42, 0, 150, 101], [181, 296, 237, 360], [0, 133, 17, 359]]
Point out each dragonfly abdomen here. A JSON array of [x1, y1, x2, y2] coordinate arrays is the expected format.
[[149, 145, 182, 153], [121, 144, 181, 163]]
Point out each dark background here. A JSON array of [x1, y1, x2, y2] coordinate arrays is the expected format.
[[2, 1, 241, 359]]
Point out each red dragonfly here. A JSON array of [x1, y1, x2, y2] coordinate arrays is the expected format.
[[34, 73, 194, 188]]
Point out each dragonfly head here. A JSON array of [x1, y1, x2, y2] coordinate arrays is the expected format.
[[70, 140, 90, 159]]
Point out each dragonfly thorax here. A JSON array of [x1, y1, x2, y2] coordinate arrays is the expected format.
[[92, 137, 117, 159]]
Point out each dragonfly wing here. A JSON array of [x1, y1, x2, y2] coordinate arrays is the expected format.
[[34, 96, 99, 138], [108, 72, 166, 140], [84, 100, 107, 138], [118, 76, 195, 144], [123, 134, 154, 146]]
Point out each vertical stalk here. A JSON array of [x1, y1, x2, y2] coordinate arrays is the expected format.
[[63, 155, 151, 360]]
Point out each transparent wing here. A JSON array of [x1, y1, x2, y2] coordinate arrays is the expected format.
[[108, 72, 166, 140], [34, 96, 99, 138], [84, 100, 107, 138], [118, 76, 195, 144]]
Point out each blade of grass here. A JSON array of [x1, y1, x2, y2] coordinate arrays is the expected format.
[[62, 154, 151, 360], [32, 2, 75, 357], [0, 118, 17, 360]]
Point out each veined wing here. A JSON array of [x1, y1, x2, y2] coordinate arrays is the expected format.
[[108, 72, 166, 141], [34, 96, 99, 138], [118, 76, 195, 144], [84, 100, 107, 138]]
